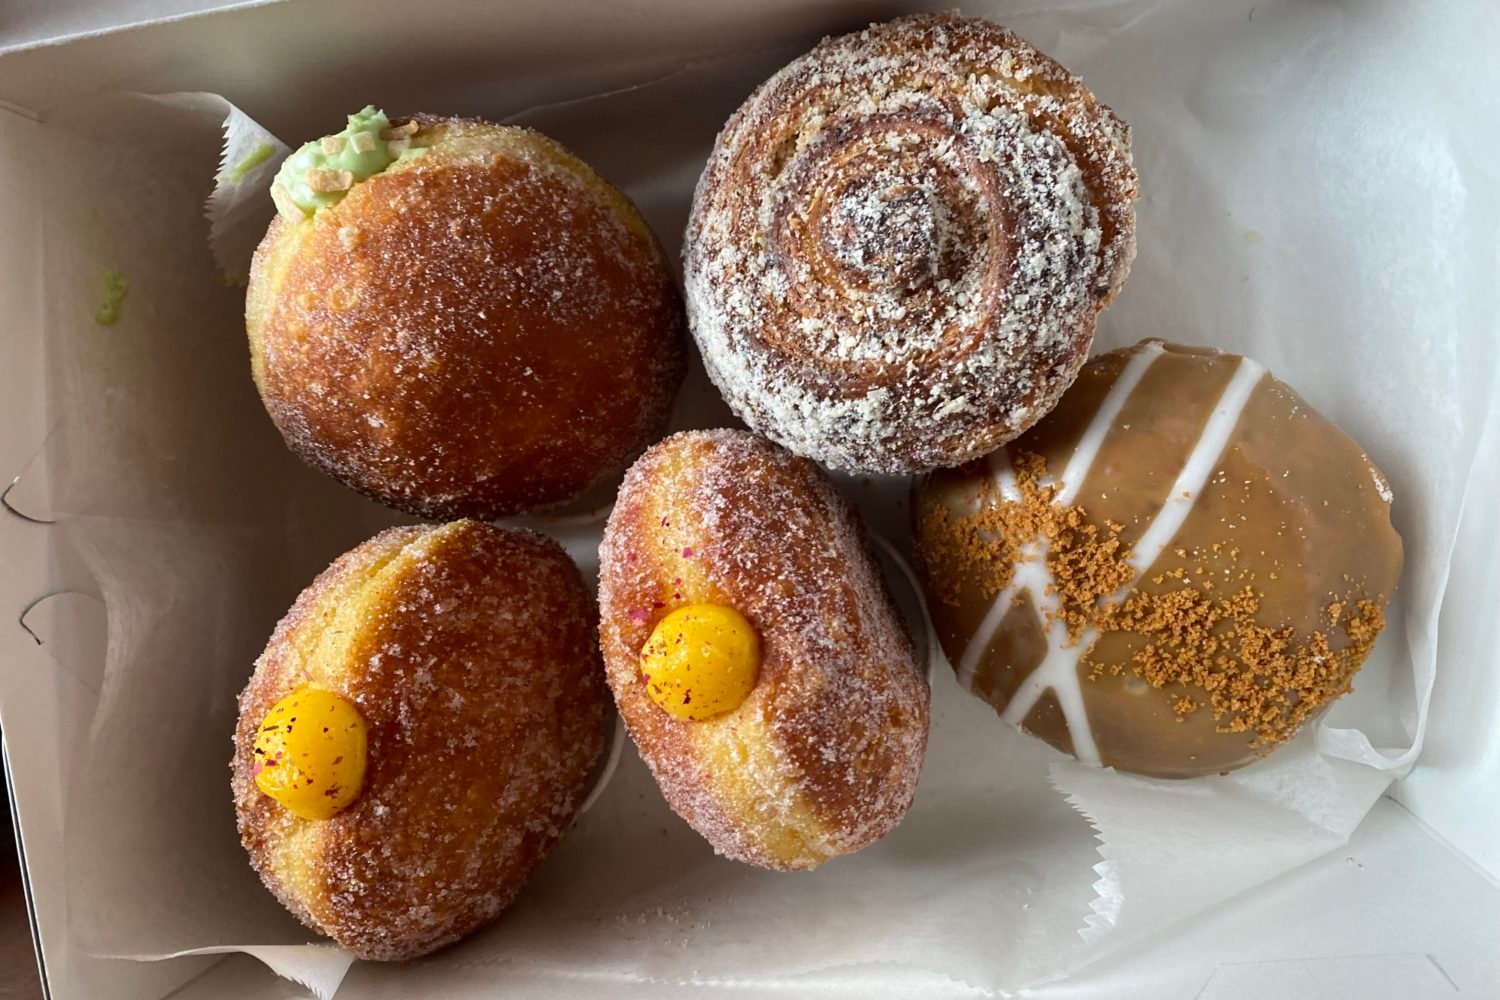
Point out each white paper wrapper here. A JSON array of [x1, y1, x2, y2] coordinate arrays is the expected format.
[[185, 93, 292, 285], [23, 1, 1496, 997]]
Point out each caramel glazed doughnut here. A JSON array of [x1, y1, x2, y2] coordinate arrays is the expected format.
[[916, 341, 1404, 778], [232, 521, 606, 959], [684, 13, 1137, 475], [599, 430, 929, 870], [248, 112, 686, 520]]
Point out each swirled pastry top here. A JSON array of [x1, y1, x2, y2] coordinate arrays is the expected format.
[[685, 13, 1137, 474]]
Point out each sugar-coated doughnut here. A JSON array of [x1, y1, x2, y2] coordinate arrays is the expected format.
[[598, 430, 929, 870], [248, 111, 686, 519], [684, 14, 1136, 474], [232, 520, 606, 959]]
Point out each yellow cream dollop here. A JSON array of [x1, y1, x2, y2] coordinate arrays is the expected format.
[[640, 604, 761, 721], [253, 688, 368, 820]]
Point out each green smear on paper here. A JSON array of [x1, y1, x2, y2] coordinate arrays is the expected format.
[[95, 269, 129, 326], [222, 141, 276, 184]]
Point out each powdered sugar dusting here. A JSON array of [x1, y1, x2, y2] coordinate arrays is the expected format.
[[598, 430, 929, 869], [232, 521, 606, 959], [684, 14, 1137, 474]]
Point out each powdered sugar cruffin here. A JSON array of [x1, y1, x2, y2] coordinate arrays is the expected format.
[[684, 13, 1138, 475]]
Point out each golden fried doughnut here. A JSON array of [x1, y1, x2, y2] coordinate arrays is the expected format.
[[247, 113, 686, 519], [684, 13, 1137, 474], [598, 430, 929, 870], [231, 520, 606, 959], [916, 340, 1404, 778]]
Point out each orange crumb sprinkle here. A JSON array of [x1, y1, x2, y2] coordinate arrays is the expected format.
[[921, 452, 1390, 749]]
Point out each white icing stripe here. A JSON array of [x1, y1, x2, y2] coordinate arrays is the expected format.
[[955, 579, 1016, 690], [956, 347, 1266, 769], [955, 348, 1165, 765], [991, 449, 1022, 502], [997, 555, 1101, 765], [1120, 356, 1266, 581], [1003, 356, 1265, 761], [1010, 352, 1267, 767], [1055, 340, 1163, 505]]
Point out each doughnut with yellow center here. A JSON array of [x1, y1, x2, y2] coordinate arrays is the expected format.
[[231, 520, 606, 960], [599, 430, 929, 871]]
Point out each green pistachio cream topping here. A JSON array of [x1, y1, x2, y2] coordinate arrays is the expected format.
[[271, 106, 421, 220]]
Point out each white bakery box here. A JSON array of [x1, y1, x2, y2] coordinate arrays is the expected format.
[[1, 1, 1496, 998]]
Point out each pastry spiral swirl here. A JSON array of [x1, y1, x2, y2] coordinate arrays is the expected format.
[[685, 13, 1137, 474]]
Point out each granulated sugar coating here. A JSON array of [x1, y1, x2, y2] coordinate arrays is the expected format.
[[247, 115, 686, 520], [598, 430, 929, 870], [684, 13, 1137, 475], [231, 521, 606, 960]]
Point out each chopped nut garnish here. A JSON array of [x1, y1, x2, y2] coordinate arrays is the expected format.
[[917, 451, 1133, 632], [380, 121, 419, 139], [320, 135, 346, 155], [349, 131, 378, 154], [306, 169, 354, 193], [387, 138, 411, 156]]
